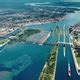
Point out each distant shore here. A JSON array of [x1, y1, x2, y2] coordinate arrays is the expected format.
[[21, 17, 65, 27]]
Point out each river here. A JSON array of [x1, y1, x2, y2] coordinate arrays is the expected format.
[[55, 22, 80, 80], [0, 12, 80, 80]]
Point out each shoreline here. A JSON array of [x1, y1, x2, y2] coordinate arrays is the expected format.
[[69, 33, 80, 75], [0, 39, 10, 48], [38, 32, 51, 44], [22, 17, 65, 27], [39, 45, 58, 80], [23, 21, 54, 27]]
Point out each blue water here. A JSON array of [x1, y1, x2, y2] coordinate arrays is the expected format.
[[55, 24, 80, 80], [3, 29, 20, 38], [55, 34, 68, 80], [0, 11, 80, 80], [0, 43, 52, 80], [26, 12, 80, 31], [65, 29, 80, 80]]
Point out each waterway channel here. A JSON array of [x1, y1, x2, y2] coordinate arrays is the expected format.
[[0, 12, 80, 80]]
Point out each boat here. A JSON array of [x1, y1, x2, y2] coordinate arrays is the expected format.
[[33, 42, 35, 44], [68, 63, 71, 77], [38, 43, 43, 45]]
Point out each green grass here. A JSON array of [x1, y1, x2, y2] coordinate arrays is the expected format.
[[39, 27, 60, 80], [11, 29, 41, 42], [39, 45, 57, 80], [0, 39, 9, 44], [76, 56, 80, 67]]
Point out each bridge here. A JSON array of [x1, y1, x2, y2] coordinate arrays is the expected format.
[[26, 41, 72, 46], [43, 42, 72, 46]]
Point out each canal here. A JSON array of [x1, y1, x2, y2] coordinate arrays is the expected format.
[[0, 12, 80, 80], [55, 25, 80, 80]]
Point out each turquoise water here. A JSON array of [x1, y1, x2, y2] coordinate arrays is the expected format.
[[26, 12, 80, 30], [0, 38, 4, 40], [0, 12, 80, 80], [55, 24, 80, 80], [0, 43, 52, 80]]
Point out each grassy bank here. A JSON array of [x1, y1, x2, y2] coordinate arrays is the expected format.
[[11, 29, 41, 42], [39, 45, 58, 80], [0, 39, 10, 46]]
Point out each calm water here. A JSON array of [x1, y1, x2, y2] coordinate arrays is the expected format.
[[26, 12, 80, 31], [0, 12, 80, 80], [55, 24, 80, 80], [0, 43, 52, 80]]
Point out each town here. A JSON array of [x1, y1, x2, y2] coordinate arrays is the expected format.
[[0, 1, 80, 80]]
